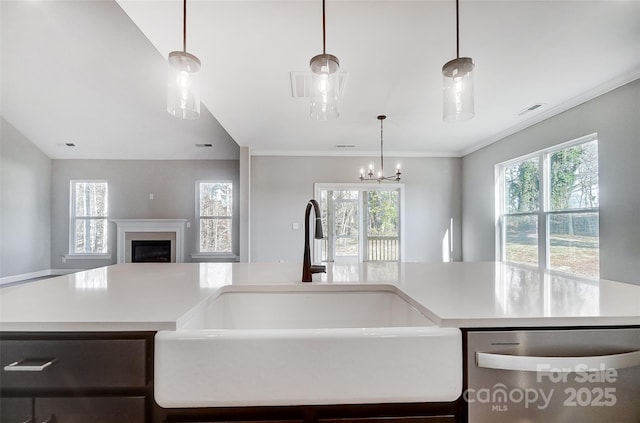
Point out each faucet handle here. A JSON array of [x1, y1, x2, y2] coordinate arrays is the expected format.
[[310, 264, 326, 274]]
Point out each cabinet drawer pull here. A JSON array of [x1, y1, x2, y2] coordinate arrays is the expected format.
[[4, 358, 56, 372]]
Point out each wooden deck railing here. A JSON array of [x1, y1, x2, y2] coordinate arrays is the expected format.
[[367, 236, 398, 261]]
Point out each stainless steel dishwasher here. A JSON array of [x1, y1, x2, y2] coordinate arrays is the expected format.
[[466, 328, 640, 422]]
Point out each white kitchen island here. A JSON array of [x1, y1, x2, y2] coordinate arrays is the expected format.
[[2, 262, 639, 331], [1, 262, 640, 423]]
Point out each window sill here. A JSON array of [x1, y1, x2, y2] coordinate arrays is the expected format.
[[191, 253, 239, 262], [64, 254, 112, 260]]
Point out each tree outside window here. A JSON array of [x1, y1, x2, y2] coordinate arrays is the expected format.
[[317, 186, 402, 263], [198, 182, 232, 253], [70, 180, 108, 254]]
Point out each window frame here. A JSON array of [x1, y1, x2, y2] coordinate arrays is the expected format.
[[195, 180, 234, 256], [496, 133, 599, 278], [67, 179, 110, 259]]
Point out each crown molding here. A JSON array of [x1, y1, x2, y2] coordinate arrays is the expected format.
[[460, 69, 640, 157]]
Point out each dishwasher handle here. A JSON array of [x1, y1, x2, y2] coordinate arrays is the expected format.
[[477, 350, 640, 372]]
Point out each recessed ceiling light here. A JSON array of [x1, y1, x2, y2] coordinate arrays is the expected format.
[[65, 143, 76, 147], [195, 143, 213, 148]]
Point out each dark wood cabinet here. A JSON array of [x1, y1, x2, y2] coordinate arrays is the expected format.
[[156, 402, 462, 423], [2, 332, 461, 423], [0, 397, 32, 423], [0, 332, 153, 423], [0, 396, 145, 423], [319, 418, 455, 423], [35, 396, 145, 423]]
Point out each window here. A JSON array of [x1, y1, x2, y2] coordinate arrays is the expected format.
[[70, 180, 108, 254], [316, 184, 403, 262], [497, 135, 599, 278], [197, 181, 232, 254]]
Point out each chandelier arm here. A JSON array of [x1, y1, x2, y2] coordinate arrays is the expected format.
[[360, 115, 399, 183]]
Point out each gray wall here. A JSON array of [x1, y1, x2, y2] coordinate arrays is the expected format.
[[462, 79, 640, 285], [0, 118, 52, 278], [51, 159, 239, 270], [250, 155, 462, 263]]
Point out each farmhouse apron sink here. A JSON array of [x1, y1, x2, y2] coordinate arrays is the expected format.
[[155, 284, 462, 407]]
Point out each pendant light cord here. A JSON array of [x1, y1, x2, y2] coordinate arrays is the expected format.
[[380, 117, 384, 176], [322, 0, 326, 54], [455, 0, 460, 58], [183, 0, 187, 52]]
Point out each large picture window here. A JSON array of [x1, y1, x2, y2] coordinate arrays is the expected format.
[[70, 180, 108, 254], [197, 181, 233, 254], [497, 134, 599, 278]]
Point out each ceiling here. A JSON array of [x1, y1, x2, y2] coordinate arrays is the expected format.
[[2, 1, 639, 160]]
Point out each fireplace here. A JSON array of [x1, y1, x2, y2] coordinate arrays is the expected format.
[[132, 240, 171, 263], [111, 219, 188, 263]]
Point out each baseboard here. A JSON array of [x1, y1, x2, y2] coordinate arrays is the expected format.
[[0, 269, 79, 286]]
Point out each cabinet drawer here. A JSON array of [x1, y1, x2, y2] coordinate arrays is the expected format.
[[35, 396, 145, 423], [1, 339, 146, 389], [0, 397, 32, 423]]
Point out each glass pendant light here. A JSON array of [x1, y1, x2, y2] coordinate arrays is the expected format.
[[309, 0, 340, 120], [167, 0, 201, 119], [442, 0, 475, 122]]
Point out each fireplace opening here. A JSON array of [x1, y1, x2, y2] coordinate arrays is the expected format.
[[132, 240, 171, 263]]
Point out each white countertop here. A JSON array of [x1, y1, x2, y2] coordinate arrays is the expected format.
[[1, 262, 639, 331]]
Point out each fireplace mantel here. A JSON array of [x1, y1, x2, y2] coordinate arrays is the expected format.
[[111, 219, 188, 263]]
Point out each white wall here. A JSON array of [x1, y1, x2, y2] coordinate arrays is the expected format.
[[462, 79, 640, 285], [0, 118, 52, 279], [250, 155, 462, 263], [50, 159, 239, 270]]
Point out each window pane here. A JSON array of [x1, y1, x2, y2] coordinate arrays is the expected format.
[[319, 190, 329, 239], [335, 199, 358, 237], [74, 182, 107, 217], [200, 183, 232, 217], [200, 218, 232, 253], [367, 190, 398, 236], [335, 237, 358, 257], [549, 140, 599, 210], [504, 158, 539, 213], [549, 212, 599, 278], [74, 218, 108, 253], [333, 190, 359, 200], [504, 214, 538, 266]]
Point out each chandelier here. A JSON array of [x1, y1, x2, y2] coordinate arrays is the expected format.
[[359, 115, 401, 183]]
